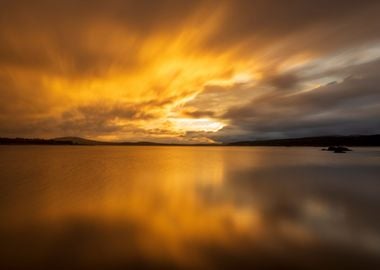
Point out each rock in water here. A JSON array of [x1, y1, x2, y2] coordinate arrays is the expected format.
[[322, 146, 352, 153]]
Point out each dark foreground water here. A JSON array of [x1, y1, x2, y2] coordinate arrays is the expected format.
[[0, 146, 379, 270]]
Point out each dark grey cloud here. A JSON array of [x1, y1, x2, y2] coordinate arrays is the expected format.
[[203, 0, 380, 61], [264, 72, 300, 90], [216, 59, 380, 141]]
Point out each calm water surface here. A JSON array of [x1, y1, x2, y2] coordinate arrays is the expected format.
[[0, 146, 379, 269]]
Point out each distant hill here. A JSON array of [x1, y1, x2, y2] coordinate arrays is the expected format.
[[53, 137, 108, 145], [0, 137, 171, 146], [1, 134, 380, 146], [53, 137, 169, 146], [0, 137, 74, 145], [228, 135, 380, 147]]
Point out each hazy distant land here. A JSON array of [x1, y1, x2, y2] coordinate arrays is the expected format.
[[1, 134, 379, 146]]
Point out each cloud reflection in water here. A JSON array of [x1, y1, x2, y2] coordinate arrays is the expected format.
[[0, 146, 379, 269]]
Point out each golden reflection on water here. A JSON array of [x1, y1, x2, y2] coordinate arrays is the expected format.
[[0, 146, 380, 269], [49, 147, 261, 268]]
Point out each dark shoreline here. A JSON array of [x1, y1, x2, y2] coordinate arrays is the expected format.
[[1, 134, 379, 147]]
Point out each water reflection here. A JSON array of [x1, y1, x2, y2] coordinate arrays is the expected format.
[[0, 146, 379, 269]]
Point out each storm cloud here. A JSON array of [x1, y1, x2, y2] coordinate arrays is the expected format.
[[217, 59, 380, 141]]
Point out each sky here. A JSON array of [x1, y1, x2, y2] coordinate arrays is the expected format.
[[0, 0, 380, 143]]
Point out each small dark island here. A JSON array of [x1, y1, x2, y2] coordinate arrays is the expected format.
[[322, 146, 352, 153]]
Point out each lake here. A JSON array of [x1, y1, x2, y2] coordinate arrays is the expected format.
[[0, 146, 379, 269]]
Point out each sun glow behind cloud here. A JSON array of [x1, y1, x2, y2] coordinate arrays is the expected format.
[[170, 118, 225, 133], [0, 5, 252, 142]]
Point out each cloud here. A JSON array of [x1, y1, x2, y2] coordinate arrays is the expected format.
[[217, 59, 380, 141], [180, 109, 216, 118], [0, 1, 379, 141], [263, 72, 300, 90]]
